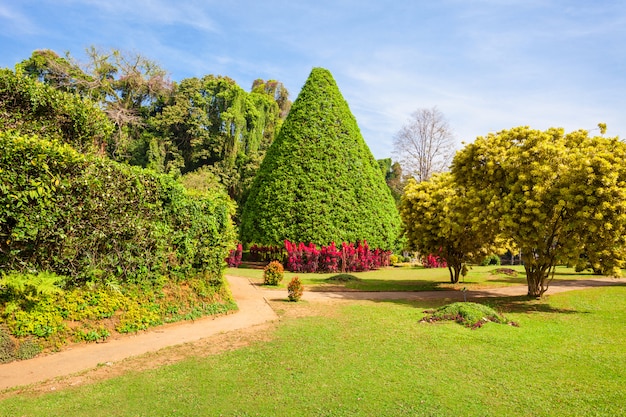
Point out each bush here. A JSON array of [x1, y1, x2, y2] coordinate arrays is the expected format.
[[421, 302, 517, 329], [240, 68, 401, 249], [226, 244, 243, 268], [0, 327, 42, 363], [480, 254, 501, 266], [263, 261, 284, 286], [0, 327, 16, 363], [423, 254, 447, 268], [287, 277, 303, 302], [284, 240, 391, 273], [0, 131, 235, 286]]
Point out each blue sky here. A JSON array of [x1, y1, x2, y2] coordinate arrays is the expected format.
[[1, 0, 625, 159]]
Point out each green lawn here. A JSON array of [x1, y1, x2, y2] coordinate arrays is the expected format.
[[229, 264, 604, 292], [2, 286, 625, 416]]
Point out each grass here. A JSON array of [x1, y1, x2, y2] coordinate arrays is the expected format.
[[1, 286, 625, 416], [227, 264, 604, 292]]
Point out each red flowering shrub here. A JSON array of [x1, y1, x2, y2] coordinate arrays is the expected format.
[[249, 244, 284, 262], [423, 253, 447, 268], [284, 240, 391, 273], [226, 243, 243, 267]]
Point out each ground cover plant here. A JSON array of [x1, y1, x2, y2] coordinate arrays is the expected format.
[[0, 271, 236, 359], [1, 286, 624, 416]]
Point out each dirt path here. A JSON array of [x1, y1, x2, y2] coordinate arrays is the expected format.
[[0, 275, 277, 391], [0, 275, 622, 392]]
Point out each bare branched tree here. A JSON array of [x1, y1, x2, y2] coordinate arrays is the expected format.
[[392, 107, 455, 182]]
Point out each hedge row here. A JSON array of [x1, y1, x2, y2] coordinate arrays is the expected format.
[[0, 131, 236, 286]]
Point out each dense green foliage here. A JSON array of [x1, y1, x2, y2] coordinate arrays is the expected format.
[[240, 68, 401, 249], [0, 68, 114, 153], [147, 75, 283, 203], [15, 49, 289, 208], [0, 131, 236, 286], [452, 126, 626, 296], [401, 172, 499, 283]]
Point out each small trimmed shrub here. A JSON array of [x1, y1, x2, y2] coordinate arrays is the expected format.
[[287, 277, 303, 302], [16, 338, 42, 360], [263, 260, 284, 286]]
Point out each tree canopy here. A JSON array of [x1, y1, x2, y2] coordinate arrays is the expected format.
[[240, 67, 400, 249], [452, 126, 626, 296], [401, 172, 499, 283], [13, 48, 290, 208]]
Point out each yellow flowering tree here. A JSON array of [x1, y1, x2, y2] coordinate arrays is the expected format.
[[452, 126, 626, 297], [401, 172, 500, 283]]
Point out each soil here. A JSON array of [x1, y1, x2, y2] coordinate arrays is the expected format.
[[0, 275, 622, 398]]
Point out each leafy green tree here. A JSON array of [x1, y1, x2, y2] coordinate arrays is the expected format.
[[378, 158, 405, 205], [240, 67, 401, 249], [148, 75, 282, 204], [0, 68, 113, 153], [251, 78, 292, 118], [17, 49, 93, 97], [18, 48, 173, 161], [401, 172, 498, 283], [452, 126, 626, 297]]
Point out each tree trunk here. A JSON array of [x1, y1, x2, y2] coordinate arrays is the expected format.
[[524, 264, 551, 297], [448, 263, 462, 284]]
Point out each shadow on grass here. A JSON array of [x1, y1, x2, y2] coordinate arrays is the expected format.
[[485, 277, 527, 284], [487, 296, 583, 314], [308, 279, 446, 292], [371, 295, 583, 315]]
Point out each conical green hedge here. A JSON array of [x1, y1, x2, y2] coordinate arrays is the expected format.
[[240, 68, 400, 249]]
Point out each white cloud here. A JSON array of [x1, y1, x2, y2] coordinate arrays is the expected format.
[[60, 0, 220, 33], [0, 4, 39, 35]]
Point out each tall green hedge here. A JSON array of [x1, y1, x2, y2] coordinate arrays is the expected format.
[[0, 131, 235, 286], [240, 68, 400, 249]]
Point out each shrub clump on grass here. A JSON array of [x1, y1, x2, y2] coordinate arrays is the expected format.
[[494, 268, 519, 277], [263, 261, 284, 286], [421, 302, 518, 329], [287, 277, 303, 302], [326, 274, 360, 283]]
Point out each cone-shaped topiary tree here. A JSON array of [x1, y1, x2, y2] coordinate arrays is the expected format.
[[240, 68, 400, 249]]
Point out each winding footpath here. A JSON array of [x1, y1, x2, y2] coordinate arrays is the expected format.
[[0, 275, 622, 391]]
